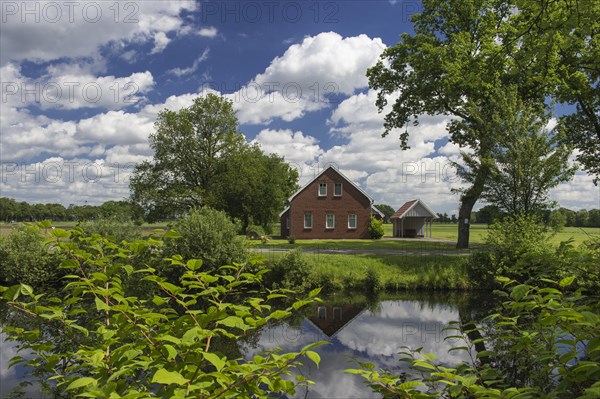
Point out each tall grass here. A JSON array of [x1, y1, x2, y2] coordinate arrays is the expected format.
[[262, 253, 471, 292]]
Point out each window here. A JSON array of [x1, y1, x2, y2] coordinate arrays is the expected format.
[[326, 213, 335, 229], [318, 182, 327, 197], [333, 307, 342, 321], [286, 217, 290, 229], [348, 213, 357, 229], [334, 182, 342, 196], [304, 212, 313, 229], [317, 306, 327, 320]]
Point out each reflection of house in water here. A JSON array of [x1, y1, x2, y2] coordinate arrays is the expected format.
[[306, 302, 367, 338]]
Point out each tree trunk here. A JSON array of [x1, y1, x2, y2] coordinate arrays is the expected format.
[[456, 195, 478, 249], [456, 168, 489, 249]]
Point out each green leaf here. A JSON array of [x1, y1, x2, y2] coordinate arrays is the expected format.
[[559, 276, 575, 287], [66, 377, 96, 391], [52, 228, 71, 238], [203, 352, 226, 371], [95, 297, 110, 312], [163, 230, 182, 239], [511, 284, 530, 301], [308, 287, 321, 298], [163, 344, 177, 361], [217, 316, 245, 329], [19, 283, 34, 296], [186, 259, 203, 271], [306, 351, 320, 367], [151, 369, 189, 386]]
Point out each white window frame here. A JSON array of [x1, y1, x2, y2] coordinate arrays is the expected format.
[[334, 182, 343, 196], [318, 182, 327, 197], [286, 217, 290, 229], [304, 212, 313, 229], [317, 306, 327, 320], [348, 213, 357, 229], [326, 213, 335, 229]]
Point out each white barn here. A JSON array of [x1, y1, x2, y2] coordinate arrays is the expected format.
[[391, 199, 438, 238]]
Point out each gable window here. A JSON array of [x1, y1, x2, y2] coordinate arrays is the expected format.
[[326, 213, 335, 229], [304, 212, 313, 229], [317, 306, 327, 320], [318, 182, 327, 197], [334, 182, 343, 196], [348, 213, 357, 229], [333, 307, 342, 321], [286, 217, 290, 229]]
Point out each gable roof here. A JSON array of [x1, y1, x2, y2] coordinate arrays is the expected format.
[[371, 204, 384, 218], [391, 199, 438, 219], [287, 165, 374, 204]]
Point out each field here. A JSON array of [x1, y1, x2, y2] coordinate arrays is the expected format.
[[430, 223, 600, 246], [2, 221, 598, 247]]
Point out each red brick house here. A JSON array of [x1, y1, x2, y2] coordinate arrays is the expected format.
[[279, 166, 383, 239]]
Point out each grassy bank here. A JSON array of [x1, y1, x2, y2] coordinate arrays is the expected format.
[[260, 252, 471, 292]]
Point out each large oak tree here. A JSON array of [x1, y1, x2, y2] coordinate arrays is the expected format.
[[130, 94, 298, 229], [368, 0, 597, 247]]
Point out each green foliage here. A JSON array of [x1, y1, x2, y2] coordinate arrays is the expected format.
[[287, 236, 296, 244], [363, 266, 381, 294], [480, 92, 575, 215], [265, 249, 311, 291], [0, 225, 324, 399], [374, 204, 395, 223], [0, 224, 65, 288], [548, 209, 568, 231], [78, 218, 142, 242], [346, 277, 600, 398], [164, 207, 247, 271], [368, 216, 385, 239], [129, 94, 298, 226], [467, 214, 556, 287]]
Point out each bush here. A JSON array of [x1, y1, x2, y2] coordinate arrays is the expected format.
[[0, 227, 323, 399], [287, 235, 296, 244], [364, 266, 381, 293], [368, 216, 385, 239], [78, 218, 142, 242], [0, 223, 65, 288], [164, 207, 247, 271], [467, 214, 555, 287], [266, 249, 311, 290], [347, 277, 600, 399]]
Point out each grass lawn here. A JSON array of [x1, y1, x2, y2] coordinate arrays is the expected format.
[[251, 238, 463, 252], [430, 223, 599, 246]]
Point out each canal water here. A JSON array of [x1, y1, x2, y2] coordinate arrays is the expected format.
[[0, 291, 495, 398]]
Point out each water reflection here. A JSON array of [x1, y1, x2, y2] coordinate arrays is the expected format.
[[242, 293, 478, 398], [1, 292, 490, 399], [1, 331, 42, 398]]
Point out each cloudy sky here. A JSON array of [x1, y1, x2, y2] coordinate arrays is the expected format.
[[1, 0, 598, 214]]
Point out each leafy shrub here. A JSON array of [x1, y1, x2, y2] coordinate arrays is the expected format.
[[368, 216, 385, 239], [266, 249, 311, 290], [246, 224, 265, 239], [0, 223, 64, 288], [164, 207, 247, 271], [0, 226, 323, 399], [467, 214, 555, 287], [287, 235, 296, 244], [364, 266, 382, 293], [346, 277, 600, 398]]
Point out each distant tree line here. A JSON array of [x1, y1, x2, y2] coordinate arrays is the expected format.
[[0, 197, 144, 223], [434, 204, 600, 228]]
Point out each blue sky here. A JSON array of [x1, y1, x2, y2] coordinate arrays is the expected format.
[[1, 0, 598, 214]]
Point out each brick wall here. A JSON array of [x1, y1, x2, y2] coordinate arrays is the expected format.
[[287, 168, 372, 239]]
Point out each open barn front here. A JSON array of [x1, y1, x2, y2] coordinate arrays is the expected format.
[[391, 199, 437, 238]]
